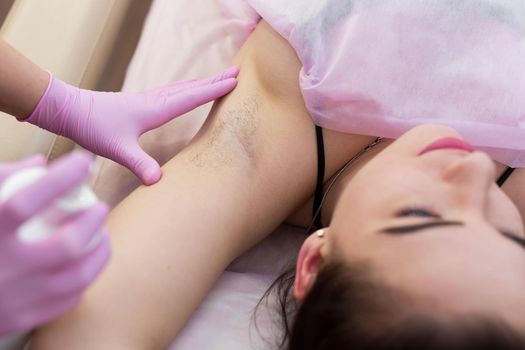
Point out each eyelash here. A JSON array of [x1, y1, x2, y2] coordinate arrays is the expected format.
[[392, 208, 525, 250], [396, 207, 440, 218]]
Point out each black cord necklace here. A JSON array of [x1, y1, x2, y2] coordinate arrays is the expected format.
[[306, 136, 384, 233]]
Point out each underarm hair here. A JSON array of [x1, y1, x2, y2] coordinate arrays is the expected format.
[[190, 91, 261, 169]]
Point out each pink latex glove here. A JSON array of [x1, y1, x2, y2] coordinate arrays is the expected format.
[[0, 153, 110, 337], [24, 67, 239, 185]]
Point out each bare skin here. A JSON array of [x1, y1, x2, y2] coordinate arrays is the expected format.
[[0, 40, 49, 119], [29, 20, 525, 349]]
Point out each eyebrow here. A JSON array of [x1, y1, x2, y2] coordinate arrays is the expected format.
[[379, 221, 525, 250]]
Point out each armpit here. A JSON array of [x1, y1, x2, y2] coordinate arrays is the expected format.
[[187, 91, 262, 169], [184, 21, 304, 172]]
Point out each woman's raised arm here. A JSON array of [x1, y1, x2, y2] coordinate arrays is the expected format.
[[28, 21, 354, 350]]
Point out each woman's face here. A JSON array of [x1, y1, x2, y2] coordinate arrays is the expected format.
[[329, 124, 525, 328]]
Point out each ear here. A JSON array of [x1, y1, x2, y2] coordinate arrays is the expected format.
[[294, 229, 328, 301]]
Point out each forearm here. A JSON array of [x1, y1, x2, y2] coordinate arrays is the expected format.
[[0, 40, 49, 119], [28, 128, 260, 348]]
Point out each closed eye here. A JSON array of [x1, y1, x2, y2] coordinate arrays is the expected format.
[[379, 219, 525, 251], [380, 220, 463, 234], [395, 207, 440, 219]]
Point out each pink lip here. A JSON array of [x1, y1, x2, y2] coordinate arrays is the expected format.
[[418, 137, 475, 156]]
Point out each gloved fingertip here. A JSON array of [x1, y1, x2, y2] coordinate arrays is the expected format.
[[171, 78, 238, 114], [222, 66, 240, 79], [65, 151, 95, 166], [210, 67, 240, 84], [140, 167, 162, 186], [92, 201, 110, 217], [50, 152, 93, 179], [21, 154, 47, 167]]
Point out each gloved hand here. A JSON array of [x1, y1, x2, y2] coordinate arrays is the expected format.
[[24, 67, 240, 185], [0, 153, 110, 337]]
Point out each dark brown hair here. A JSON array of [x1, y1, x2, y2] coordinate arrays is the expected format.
[[256, 261, 525, 350]]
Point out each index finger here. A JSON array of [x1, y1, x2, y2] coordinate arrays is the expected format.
[[147, 67, 240, 95]]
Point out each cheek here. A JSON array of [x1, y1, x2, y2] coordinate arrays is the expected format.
[[486, 188, 523, 234], [336, 232, 400, 265], [499, 182, 525, 233]]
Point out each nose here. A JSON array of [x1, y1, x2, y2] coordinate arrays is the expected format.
[[441, 152, 496, 210]]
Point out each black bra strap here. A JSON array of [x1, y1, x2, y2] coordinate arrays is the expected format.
[[312, 125, 325, 229], [497, 166, 515, 187]]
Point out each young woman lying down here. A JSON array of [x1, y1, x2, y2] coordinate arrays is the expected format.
[[30, 13, 525, 350]]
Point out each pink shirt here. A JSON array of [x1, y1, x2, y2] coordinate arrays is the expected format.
[[242, 0, 525, 167]]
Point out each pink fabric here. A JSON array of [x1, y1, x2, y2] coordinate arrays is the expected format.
[[246, 0, 525, 167]]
